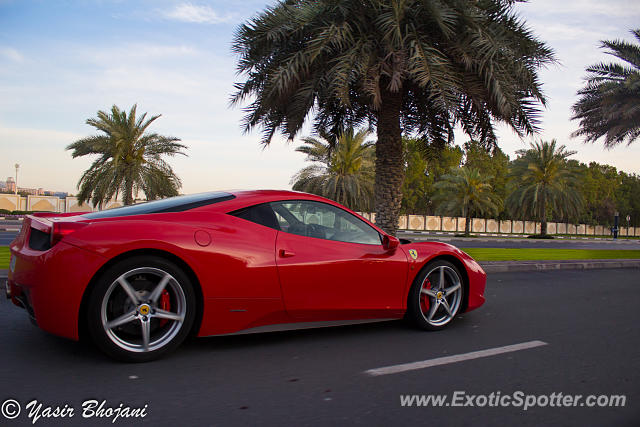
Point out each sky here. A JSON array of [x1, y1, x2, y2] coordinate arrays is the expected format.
[[1, 0, 640, 195]]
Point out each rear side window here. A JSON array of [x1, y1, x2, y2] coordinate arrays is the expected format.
[[230, 203, 280, 230], [83, 192, 235, 219]]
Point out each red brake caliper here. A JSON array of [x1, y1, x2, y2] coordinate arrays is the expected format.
[[159, 289, 171, 327], [421, 278, 431, 312]]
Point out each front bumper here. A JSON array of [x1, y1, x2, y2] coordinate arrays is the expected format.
[[462, 257, 487, 312]]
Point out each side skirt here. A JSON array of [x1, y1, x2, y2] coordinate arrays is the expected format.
[[210, 318, 400, 337]]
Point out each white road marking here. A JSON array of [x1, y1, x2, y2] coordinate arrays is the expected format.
[[364, 340, 548, 377]]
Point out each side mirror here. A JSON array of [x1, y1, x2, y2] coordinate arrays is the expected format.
[[382, 234, 400, 251]]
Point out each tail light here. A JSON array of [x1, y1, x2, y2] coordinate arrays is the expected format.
[[26, 215, 88, 251], [51, 221, 88, 246]]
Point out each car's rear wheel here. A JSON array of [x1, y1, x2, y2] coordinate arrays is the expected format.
[[87, 256, 196, 362], [407, 260, 465, 330]]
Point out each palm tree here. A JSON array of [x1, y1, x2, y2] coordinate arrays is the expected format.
[[506, 140, 583, 236], [291, 129, 375, 211], [572, 29, 640, 148], [67, 105, 187, 207], [231, 0, 554, 235], [433, 167, 501, 237]]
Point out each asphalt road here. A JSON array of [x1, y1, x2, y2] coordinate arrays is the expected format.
[[0, 221, 21, 245], [0, 231, 16, 246], [1, 269, 638, 426]]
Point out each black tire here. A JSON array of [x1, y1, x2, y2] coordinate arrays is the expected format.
[[406, 259, 465, 331], [86, 256, 196, 362]]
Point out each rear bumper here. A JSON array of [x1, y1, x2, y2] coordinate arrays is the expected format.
[[7, 241, 107, 340], [5, 279, 37, 325]]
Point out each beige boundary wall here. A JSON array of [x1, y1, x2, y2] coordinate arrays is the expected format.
[[442, 217, 456, 232], [426, 216, 441, 231], [369, 212, 640, 237], [500, 220, 512, 234], [0, 195, 122, 214], [0, 194, 21, 211], [27, 195, 63, 212]]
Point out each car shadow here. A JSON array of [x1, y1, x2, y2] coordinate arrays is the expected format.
[[184, 314, 470, 352]]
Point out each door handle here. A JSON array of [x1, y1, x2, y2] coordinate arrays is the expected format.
[[279, 249, 296, 258]]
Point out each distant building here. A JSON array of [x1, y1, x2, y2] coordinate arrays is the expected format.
[[1, 177, 67, 198], [18, 187, 44, 196], [45, 191, 69, 198], [6, 177, 16, 192]]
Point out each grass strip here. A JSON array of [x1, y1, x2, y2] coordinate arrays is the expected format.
[[0, 246, 9, 269], [461, 248, 640, 262]]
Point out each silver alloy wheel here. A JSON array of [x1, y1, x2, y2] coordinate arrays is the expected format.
[[100, 267, 186, 353], [418, 265, 463, 326]]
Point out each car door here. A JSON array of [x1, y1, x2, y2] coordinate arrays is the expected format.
[[272, 200, 408, 320]]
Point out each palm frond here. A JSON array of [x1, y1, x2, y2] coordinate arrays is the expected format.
[[231, 0, 554, 145], [572, 28, 640, 147], [291, 128, 375, 211], [506, 140, 583, 222], [68, 105, 187, 206], [433, 167, 502, 219]]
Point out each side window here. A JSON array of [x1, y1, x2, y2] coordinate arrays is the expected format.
[[273, 211, 290, 231], [230, 203, 280, 230], [272, 201, 381, 245]]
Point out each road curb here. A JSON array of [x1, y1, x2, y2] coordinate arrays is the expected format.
[[480, 259, 640, 273]]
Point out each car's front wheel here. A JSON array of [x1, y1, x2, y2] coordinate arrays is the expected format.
[[407, 260, 465, 330], [87, 256, 196, 362]]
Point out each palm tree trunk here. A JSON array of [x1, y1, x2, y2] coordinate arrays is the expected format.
[[374, 86, 404, 236], [465, 208, 471, 237], [540, 194, 547, 236], [123, 175, 134, 206]]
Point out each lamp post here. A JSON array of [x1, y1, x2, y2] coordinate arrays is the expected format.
[[14, 163, 19, 195]]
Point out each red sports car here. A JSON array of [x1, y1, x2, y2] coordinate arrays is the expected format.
[[6, 190, 486, 361]]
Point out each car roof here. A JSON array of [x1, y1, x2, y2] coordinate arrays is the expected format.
[[80, 189, 374, 228], [227, 189, 316, 198], [215, 189, 337, 210]]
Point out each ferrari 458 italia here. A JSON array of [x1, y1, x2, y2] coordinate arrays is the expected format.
[[6, 190, 486, 361]]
